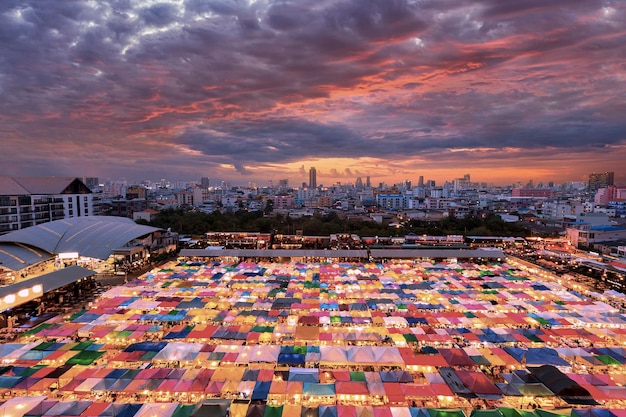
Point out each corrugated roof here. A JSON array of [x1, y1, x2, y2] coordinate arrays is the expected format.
[[0, 243, 53, 271], [179, 248, 504, 260], [0, 217, 161, 261], [590, 225, 626, 232], [180, 249, 369, 258], [0, 265, 94, 301], [369, 248, 505, 259]]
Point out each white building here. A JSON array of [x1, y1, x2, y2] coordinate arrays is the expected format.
[[423, 198, 455, 210], [0, 177, 98, 234], [297, 188, 317, 201], [541, 200, 586, 221], [192, 187, 211, 206], [566, 213, 626, 247], [376, 194, 406, 210]]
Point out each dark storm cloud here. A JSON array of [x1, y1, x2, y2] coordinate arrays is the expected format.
[[180, 118, 367, 163], [322, 0, 428, 42], [479, 0, 604, 19], [0, 0, 625, 182], [139, 4, 179, 27]]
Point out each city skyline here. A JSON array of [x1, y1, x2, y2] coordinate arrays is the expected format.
[[88, 170, 607, 190], [1, 1, 626, 186]]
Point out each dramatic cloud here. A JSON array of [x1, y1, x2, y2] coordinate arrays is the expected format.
[[1, 0, 625, 185]]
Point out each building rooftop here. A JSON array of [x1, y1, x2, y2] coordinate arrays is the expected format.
[[0, 176, 89, 195], [590, 225, 626, 232], [0, 216, 162, 267]]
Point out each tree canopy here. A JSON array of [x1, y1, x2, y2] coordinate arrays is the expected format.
[[141, 209, 530, 238]]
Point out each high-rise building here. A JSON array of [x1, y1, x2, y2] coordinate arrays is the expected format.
[[366, 176, 371, 188], [200, 177, 210, 188], [309, 167, 317, 189], [355, 177, 363, 190], [82, 177, 99, 191], [453, 174, 472, 193], [594, 185, 626, 205], [588, 172, 614, 193]]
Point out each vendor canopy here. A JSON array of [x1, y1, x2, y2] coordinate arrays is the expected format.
[[529, 365, 597, 405], [152, 342, 203, 361], [319, 346, 404, 366]]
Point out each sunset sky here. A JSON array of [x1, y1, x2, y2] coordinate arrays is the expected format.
[[1, 0, 625, 186]]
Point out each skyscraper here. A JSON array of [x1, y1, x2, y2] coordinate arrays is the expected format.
[[81, 177, 99, 191], [309, 167, 317, 189], [200, 177, 210, 188], [355, 177, 363, 190], [588, 172, 614, 193]]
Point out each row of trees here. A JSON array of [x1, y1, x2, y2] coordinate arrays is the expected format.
[[141, 208, 530, 238]]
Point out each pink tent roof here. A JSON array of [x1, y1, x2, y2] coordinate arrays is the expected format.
[[382, 383, 405, 403], [336, 381, 369, 395]]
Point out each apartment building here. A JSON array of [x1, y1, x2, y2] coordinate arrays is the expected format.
[[0, 176, 98, 234]]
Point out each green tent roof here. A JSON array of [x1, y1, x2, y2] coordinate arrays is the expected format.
[[428, 408, 466, 417], [65, 350, 104, 365], [596, 354, 621, 365]]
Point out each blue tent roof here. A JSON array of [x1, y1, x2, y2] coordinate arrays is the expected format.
[[526, 348, 570, 367], [251, 381, 271, 400], [124, 341, 167, 352], [277, 353, 305, 365], [303, 383, 336, 396], [504, 347, 526, 363]]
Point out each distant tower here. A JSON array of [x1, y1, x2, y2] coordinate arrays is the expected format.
[[588, 172, 614, 193], [309, 167, 317, 189], [355, 177, 363, 190], [82, 177, 99, 191], [200, 177, 210, 188], [366, 176, 371, 188], [418, 176, 424, 187]]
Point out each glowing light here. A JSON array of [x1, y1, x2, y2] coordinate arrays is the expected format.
[[4, 294, 15, 304], [18, 289, 29, 298]]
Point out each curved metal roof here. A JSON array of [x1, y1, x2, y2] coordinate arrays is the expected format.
[[0, 216, 161, 262], [0, 243, 54, 271]]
